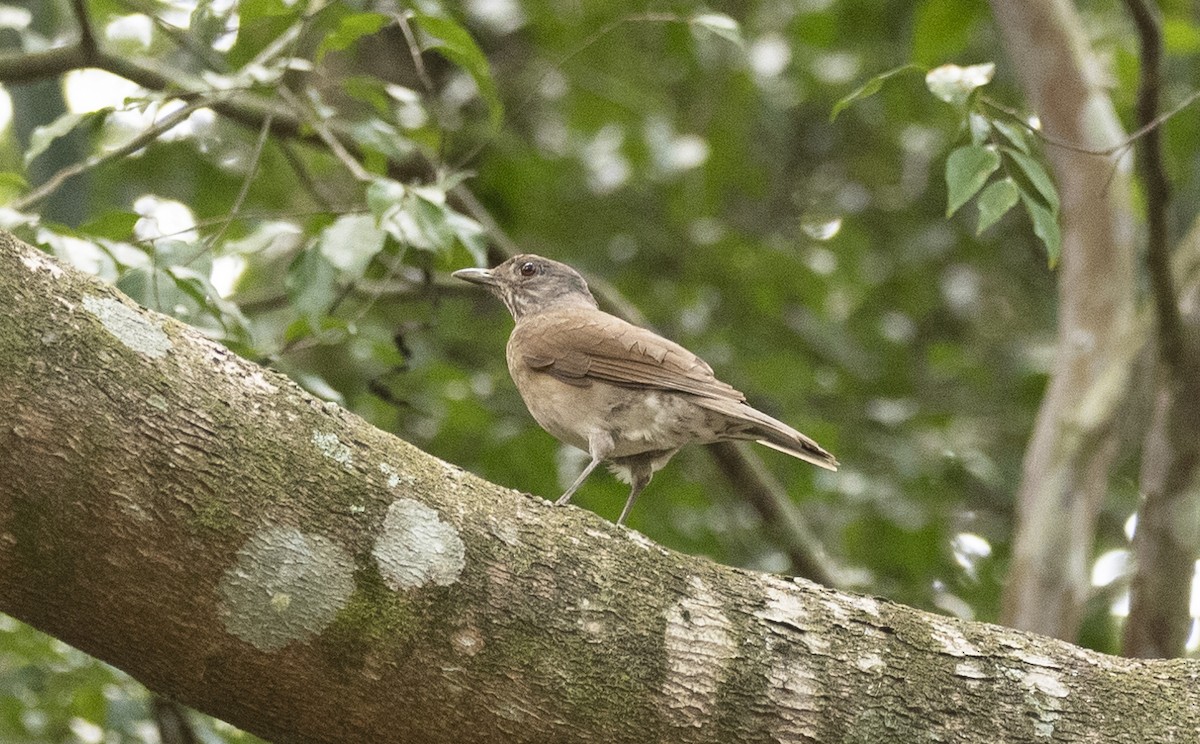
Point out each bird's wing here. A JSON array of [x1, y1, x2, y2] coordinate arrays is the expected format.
[[513, 310, 746, 401]]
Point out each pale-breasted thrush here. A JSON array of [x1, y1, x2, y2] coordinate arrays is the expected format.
[[453, 254, 837, 526]]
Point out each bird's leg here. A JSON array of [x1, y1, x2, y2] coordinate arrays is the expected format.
[[616, 464, 652, 527], [555, 432, 613, 506]]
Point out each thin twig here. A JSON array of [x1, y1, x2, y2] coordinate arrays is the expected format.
[[192, 103, 277, 264], [278, 86, 373, 182], [278, 142, 338, 210], [981, 90, 1200, 159], [396, 12, 436, 95], [70, 0, 97, 57], [113, 0, 228, 71], [12, 96, 217, 212], [1123, 0, 1186, 376]]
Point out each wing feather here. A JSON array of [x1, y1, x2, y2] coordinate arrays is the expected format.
[[511, 309, 745, 401]]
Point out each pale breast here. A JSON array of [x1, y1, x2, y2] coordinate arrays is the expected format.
[[506, 338, 723, 458]]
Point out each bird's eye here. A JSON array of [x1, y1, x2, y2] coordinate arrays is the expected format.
[[519, 261, 537, 277]]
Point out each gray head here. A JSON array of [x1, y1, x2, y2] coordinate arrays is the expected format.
[[453, 254, 599, 320]]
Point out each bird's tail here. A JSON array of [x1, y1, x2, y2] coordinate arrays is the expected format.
[[697, 398, 838, 471]]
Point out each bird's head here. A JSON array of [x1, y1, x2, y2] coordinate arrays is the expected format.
[[453, 254, 598, 320]]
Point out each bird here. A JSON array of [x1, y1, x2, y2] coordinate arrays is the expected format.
[[452, 254, 837, 526]]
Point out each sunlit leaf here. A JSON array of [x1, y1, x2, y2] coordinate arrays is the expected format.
[[831, 65, 922, 121], [926, 62, 995, 107], [318, 12, 390, 62], [80, 211, 140, 240], [405, 194, 455, 253], [27, 110, 108, 166], [318, 214, 386, 277], [690, 13, 743, 47], [975, 178, 1019, 234], [945, 144, 1000, 218]]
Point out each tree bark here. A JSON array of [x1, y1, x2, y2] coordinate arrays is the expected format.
[[989, 0, 1137, 641], [1, 231, 1197, 743]]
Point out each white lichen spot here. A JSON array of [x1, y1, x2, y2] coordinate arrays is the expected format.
[[954, 661, 989, 679], [379, 462, 402, 488], [800, 633, 831, 654], [452, 625, 484, 656], [21, 251, 64, 278], [1020, 667, 1069, 737], [82, 295, 171, 359], [855, 654, 885, 673], [840, 593, 882, 618], [764, 652, 822, 743], [312, 430, 353, 469], [1016, 652, 1062, 669], [661, 577, 736, 728], [929, 619, 982, 657], [243, 370, 279, 394], [218, 527, 355, 652], [373, 498, 465, 590], [1023, 669, 1069, 698], [145, 393, 168, 412], [489, 519, 520, 547], [577, 598, 606, 636], [627, 531, 656, 551], [755, 578, 809, 632]]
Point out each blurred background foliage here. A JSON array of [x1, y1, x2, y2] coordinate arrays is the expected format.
[[0, 0, 1194, 740]]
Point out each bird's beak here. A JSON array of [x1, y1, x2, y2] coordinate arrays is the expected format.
[[452, 267, 498, 286]]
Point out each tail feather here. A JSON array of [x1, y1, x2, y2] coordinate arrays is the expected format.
[[696, 397, 838, 471]]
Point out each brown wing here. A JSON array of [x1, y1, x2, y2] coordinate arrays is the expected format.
[[511, 309, 745, 402]]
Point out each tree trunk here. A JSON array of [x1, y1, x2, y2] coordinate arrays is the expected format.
[[989, 0, 1137, 641], [1, 232, 1196, 742]]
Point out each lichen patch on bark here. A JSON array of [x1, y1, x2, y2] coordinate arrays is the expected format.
[[82, 295, 171, 358], [372, 498, 466, 590], [661, 576, 735, 728], [312, 431, 353, 469], [218, 527, 355, 652]]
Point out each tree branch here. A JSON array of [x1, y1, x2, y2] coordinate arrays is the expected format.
[[0, 16, 838, 585], [1123, 0, 1186, 377], [2, 230, 1200, 743]]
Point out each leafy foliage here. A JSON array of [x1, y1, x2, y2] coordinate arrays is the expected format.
[[0, 0, 1184, 739]]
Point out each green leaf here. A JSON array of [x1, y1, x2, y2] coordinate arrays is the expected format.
[[690, 13, 744, 48], [831, 64, 922, 121], [318, 12, 389, 62], [26, 111, 107, 166], [446, 210, 488, 265], [80, 211, 140, 240], [1020, 191, 1062, 267], [945, 144, 1000, 218], [367, 177, 405, 219], [990, 119, 1031, 154], [405, 193, 456, 253], [410, 11, 503, 129], [318, 214, 386, 276], [975, 178, 1019, 234], [287, 244, 340, 323], [1003, 147, 1059, 213], [225, 0, 296, 68], [925, 62, 995, 107]]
